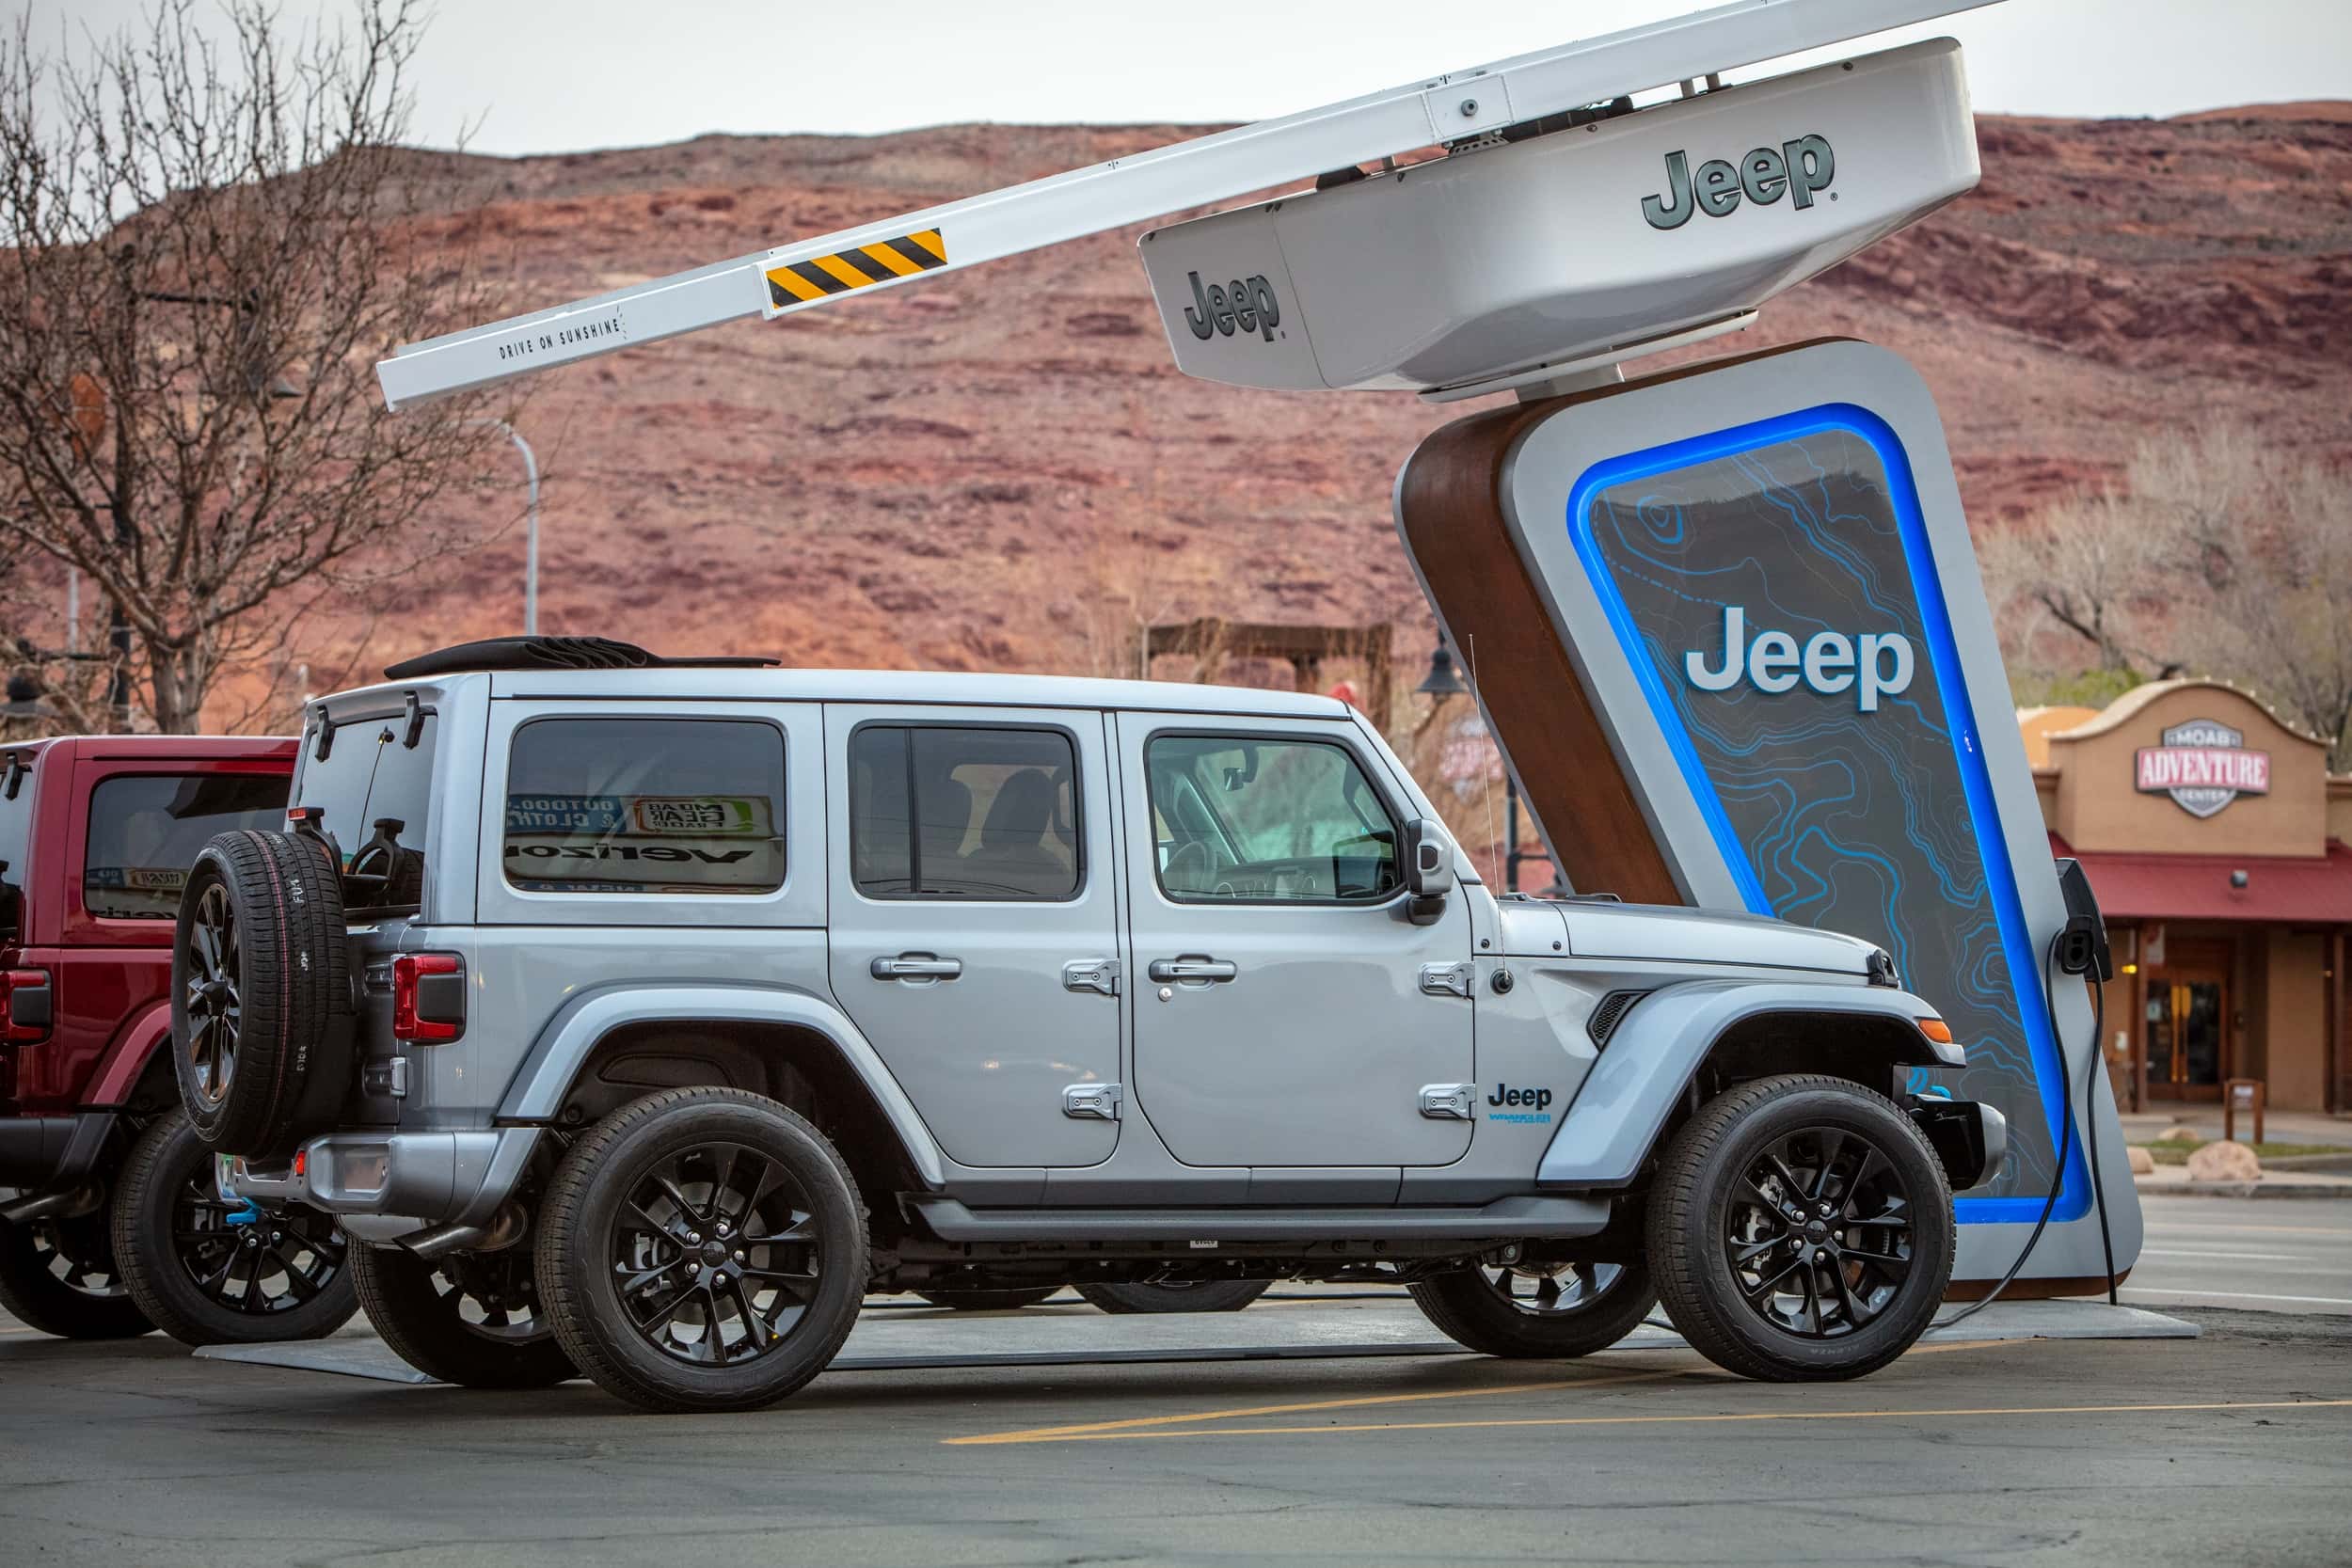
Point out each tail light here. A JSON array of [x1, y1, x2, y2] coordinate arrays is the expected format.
[[1, 968, 52, 1044], [391, 953, 465, 1043]]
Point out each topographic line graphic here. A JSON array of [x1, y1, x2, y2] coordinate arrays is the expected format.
[[1582, 423, 2055, 1199]]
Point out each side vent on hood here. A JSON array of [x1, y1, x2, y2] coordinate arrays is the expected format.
[[1586, 990, 1649, 1050]]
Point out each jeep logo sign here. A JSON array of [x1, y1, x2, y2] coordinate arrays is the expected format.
[[1641, 134, 1836, 230], [1182, 270, 1281, 343], [1684, 606, 1915, 713]]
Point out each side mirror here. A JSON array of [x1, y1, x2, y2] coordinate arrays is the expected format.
[[1404, 816, 1457, 907]]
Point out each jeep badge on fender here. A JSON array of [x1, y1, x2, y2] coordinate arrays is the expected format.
[[1641, 134, 1836, 230], [1182, 270, 1282, 342]]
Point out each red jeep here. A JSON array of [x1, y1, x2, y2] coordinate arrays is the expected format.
[[0, 736, 355, 1343]]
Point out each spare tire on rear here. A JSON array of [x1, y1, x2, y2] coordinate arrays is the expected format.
[[173, 830, 352, 1157]]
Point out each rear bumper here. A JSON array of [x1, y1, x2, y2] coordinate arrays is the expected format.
[[228, 1127, 544, 1243], [0, 1112, 119, 1190]]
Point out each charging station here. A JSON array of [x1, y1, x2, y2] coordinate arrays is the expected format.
[[1397, 341, 2141, 1289], [377, 0, 2138, 1294]]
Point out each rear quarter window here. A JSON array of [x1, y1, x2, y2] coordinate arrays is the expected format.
[[0, 753, 35, 941], [503, 718, 787, 895], [83, 773, 288, 920]]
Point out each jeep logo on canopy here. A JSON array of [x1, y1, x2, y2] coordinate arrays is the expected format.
[[2136, 719, 2271, 818], [1181, 270, 1282, 343], [1641, 134, 1836, 230]]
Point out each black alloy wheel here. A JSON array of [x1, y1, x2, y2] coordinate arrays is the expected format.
[[1647, 1074, 1953, 1382], [538, 1087, 867, 1413], [1407, 1252, 1658, 1358], [607, 1140, 824, 1368], [1486, 1260, 1626, 1316], [111, 1109, 357, 1346], [171, 1191, 344, 1319], [348, 1241, 577, 1388], [0, 1207, 153, 1338], [183, 880, 242, 1114], [1725, 1126, 1914, 1339]]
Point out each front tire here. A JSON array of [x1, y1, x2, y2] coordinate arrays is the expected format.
[[1647, 1074, 1954, 1382], [112, 1109, 357, 1346], [349, 1242, 576, 1388], [536, 1088, 868, 1414], [1408, 1259, 1655, 1357], [1077, 1279, 1272, 1315], [0, 1207, 152, 1339]]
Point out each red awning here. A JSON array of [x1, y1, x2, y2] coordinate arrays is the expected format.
[[2049, 833, 2352, 925]]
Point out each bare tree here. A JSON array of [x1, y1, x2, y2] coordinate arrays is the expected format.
[[2169, 459, 2352, 769], [1983, 424, 2352, 768], [1978, 487, 2183, 685], [0, 0, 513, 733]]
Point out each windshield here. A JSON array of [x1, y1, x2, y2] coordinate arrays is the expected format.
[[83, 773, 288, 920]]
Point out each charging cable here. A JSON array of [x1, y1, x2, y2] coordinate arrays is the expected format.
[[1939, 934, 2116, 1326]]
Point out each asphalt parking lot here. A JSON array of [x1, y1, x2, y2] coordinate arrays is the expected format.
[[5, 1214, 2349, 1568]]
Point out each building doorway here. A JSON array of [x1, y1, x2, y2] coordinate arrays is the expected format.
[[2147, 938, 2233, 1101]]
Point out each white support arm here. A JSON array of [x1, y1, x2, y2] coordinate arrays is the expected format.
[[377, 0, 1994, 409]]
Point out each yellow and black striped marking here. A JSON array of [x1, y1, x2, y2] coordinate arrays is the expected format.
[[765, 229, 946, 308]]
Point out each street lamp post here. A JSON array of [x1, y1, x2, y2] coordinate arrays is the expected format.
[[469, 419, 540, 635]]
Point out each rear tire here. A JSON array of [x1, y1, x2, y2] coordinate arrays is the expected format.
[[1647, 1074, 1954, 1382], [172, 831, 350, 1158], [914, 1286, 1062, 1311], [349, 1242, 576, 1388], [1408, 1259, 1655, 1358], [0, 1208, 152, 1339], [1076, 1279, 1272, 1315], [111, 1109, 356, 1347], [537, 1088, 868, 1414]]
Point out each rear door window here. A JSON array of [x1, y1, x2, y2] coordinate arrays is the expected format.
[[848, 725, 1080, 901], [83, 773, 287, 921], [503, 718, 787, 895]]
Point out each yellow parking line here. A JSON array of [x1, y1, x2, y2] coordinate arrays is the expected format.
[[965, 1397, 2352, 1447], [946, 1366, 1685, 1447]]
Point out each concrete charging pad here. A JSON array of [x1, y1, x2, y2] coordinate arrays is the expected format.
[[194, 1291, 2199, 1386]]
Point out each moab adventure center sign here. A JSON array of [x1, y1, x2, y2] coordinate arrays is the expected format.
[[2134, 719, 2271, 818]]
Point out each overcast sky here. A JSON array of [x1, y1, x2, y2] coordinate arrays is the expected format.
[[12, 0, 2350, 156]]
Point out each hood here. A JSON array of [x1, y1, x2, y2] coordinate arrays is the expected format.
[[1560, 901, 1882, 977]]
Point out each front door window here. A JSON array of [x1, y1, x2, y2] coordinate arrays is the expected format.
[[1146, 735, 1400, 904]]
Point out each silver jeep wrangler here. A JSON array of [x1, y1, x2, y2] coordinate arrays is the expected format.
[[174, 638, 2002, 1412]]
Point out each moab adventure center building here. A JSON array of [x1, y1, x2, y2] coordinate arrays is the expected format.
[[2023, 681, 2352, 1116]]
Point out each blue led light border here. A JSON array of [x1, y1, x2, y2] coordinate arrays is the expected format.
[[1564, 402, 2090, 1226]]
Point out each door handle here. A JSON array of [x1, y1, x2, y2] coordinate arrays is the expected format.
[[1147, 957, 1237, 984], [871, 954, 962, 981]]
